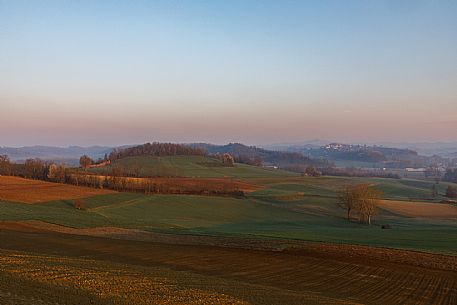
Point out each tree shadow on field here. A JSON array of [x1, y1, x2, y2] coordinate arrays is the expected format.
[[61, 200, 76, 208]]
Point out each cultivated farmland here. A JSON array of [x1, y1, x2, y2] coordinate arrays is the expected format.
[[1, 180, 457, 253], [0, 176, 114, 204], [2, 168, 457, 304], [0, 229, 456, 305]]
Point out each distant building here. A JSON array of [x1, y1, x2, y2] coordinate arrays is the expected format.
[[405, 168, 426, 172], [264, 165, 278, 169]]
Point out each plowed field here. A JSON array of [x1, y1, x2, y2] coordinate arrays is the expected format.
[[0, 176, 114, 204], [0, 228, 456, 305]]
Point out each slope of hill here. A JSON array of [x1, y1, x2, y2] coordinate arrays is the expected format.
[[2, 175, 457, 254], [91, 155, 297, 178]]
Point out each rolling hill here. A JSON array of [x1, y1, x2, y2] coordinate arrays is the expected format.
[[2, 174, 457, 254], [90, 155, 298, 178]]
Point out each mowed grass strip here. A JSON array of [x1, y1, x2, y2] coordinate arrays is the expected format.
[[0, 176, 114, 204]]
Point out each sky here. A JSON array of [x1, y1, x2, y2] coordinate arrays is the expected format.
[[1, 0, 456, 147]]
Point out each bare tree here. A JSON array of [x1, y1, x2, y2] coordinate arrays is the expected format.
[[338, 185, 358, 221], [357, 186, 382, 225]]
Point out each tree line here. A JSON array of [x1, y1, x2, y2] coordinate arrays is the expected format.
[[321, 167, 400, 179], [66, 172, 245, 197], [0, 154, 245, 197], [0, 155, 67, 182]]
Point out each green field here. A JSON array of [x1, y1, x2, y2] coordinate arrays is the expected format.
[[90, 155, 298, 178], [2, 174, 457, 254], [3, 156, 457, 255]]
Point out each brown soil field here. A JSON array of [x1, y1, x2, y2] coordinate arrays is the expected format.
[[0, 226, 456, 304], [379, 199, 457, 219], [0, 176, 115, 204], [74, 173, 263, 192]]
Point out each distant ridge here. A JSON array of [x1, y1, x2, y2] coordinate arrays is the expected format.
[[0, 145, 115, 163]]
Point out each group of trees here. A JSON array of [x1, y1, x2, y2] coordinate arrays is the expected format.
[[109, 142, 206, 161], [304, 166, 321, 177], [234, 154, 263, 166], [193, 143, 331, 170], [47, 163, 68, 183], [0, 157, 48, 179], [339, 184, 382, 225], [23, 159, 51, 180], [65, 171, 245, 197], [0, 155, 11, 175], [221, 153, 235, 166], [79, 155, 94, 168], [0, 155, 70, 183], [444, 168, 457, 183], [446, 185, 457, 198]]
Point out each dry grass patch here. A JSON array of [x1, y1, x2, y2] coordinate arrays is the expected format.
[[0, 176, 114, 204]]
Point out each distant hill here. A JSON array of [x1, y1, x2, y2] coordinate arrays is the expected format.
[[190, 143, 332, 171], [0, 146, 115, 164], [268, 143, 450, 169], [373, 142, 457, 158]]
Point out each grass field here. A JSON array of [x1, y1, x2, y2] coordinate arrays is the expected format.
[[2, 171, 457, 304], [2, 172, 457, 255], [1, 191, 457, 254], [90, 155, 298, 178]]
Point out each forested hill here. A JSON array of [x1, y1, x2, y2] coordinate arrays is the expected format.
[[190, 143, 332, 171], [270, 143, 451, 168], [108, 143, 206, 161]]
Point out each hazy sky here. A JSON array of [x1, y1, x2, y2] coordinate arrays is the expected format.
[[1, 0, 456, 146]]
